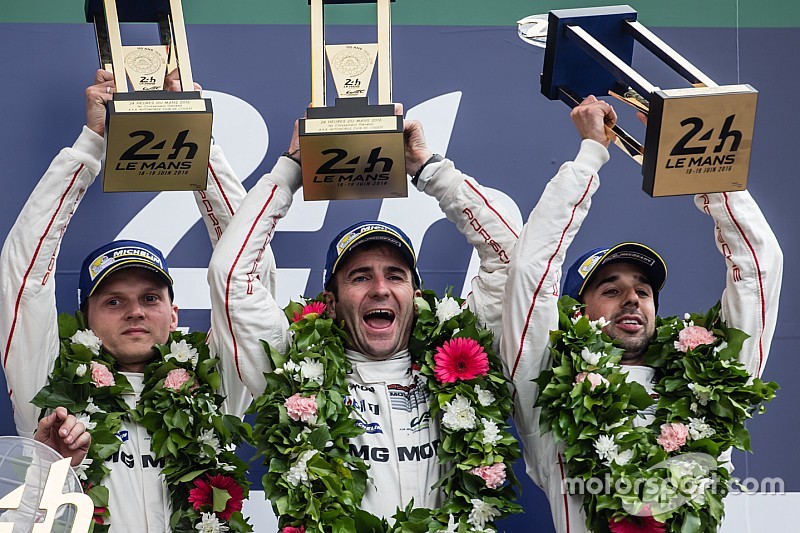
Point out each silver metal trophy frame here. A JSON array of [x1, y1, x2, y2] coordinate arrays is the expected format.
[[541, 5, 757, 197]]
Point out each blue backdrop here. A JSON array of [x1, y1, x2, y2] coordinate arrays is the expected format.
[[0, 22, 797, 531]]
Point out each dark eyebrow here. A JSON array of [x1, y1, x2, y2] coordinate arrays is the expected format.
[[385, 265, 409, 276], [345, 264, 409, 279], [94, 285, 166, 297], [345, 265, 374, 278]]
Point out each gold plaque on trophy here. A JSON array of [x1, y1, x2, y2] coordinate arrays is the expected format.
[[534, 5, 757, 197], [85, 0, 212, 192], [299, 0, 407, 201]]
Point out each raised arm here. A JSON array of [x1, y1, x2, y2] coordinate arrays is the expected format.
[[501, 96, 613, 485], [695, 191, 782, 377], [0, 71, 112, 437], [206, 124, 301, 398], [404, 120, 519, 352]]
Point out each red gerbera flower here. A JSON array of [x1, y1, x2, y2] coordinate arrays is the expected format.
[[608, 513, 666, 533], [188, 474, 245, 521], [283, 526, 306, 533], [293, 302, 327, 323], [433, 337, 489, 383]]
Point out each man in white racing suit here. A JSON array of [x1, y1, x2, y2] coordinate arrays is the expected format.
[[0, 70, 253, 532], [207, 118, 520, 517], [501, 96, 783, 532]]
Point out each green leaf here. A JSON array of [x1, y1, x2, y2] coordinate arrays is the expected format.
[[57, 313, 79, 338], [211, 486, 232, 513]]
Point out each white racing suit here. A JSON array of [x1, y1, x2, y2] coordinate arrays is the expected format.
[[0, 127, 251, 532], [207, 155, 519, 517], [501, 139, 783, 533]]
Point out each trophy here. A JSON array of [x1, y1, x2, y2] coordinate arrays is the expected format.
[[299, 0, 406, 201], [85, 0, 212, 192], [533, 5, 756, 197]]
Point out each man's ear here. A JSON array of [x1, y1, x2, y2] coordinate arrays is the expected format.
[[323, 291, 336, 319], [170, 305, 179, 332], [413, 289, 422, 316]]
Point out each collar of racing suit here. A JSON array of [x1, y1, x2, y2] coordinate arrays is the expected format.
[[345, 349, 413, 384]]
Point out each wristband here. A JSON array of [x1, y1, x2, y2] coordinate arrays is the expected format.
[[282, 149, 301, 166], [411, 153, 443, 186]]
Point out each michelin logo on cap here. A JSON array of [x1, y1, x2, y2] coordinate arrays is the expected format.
[[335, 223, 399, 257], [605, 251, 655, 266], [87, 247, 164, 281]]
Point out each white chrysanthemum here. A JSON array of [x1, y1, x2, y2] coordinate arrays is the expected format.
[[198, 429, 221, 459], [195, 512, 229, 533], [612, 448, 634, 466], [435, 296, 462, 323], [668, 457, 706, 479], [580, 347, 601, 366], [166, 339, 199, 368], [713, 341, 729, 354], [594, 434, 618, 462], [75, 364, 88, 378], [687, 417, 716, 440], [474, 385, 495, 407], [441, 395, 477, 431], [285, 450, 318, 487], [480, 418, 501, 446], [84, 398, 105, 415], [73, 457, 93, 481], [283, 360, 298, 374], [467, 498, 501, 529], [687, 383, 711, 406], [70, 330, 102, 355], [219, 463, 237, 472], [589, 317, 609, 330], [75, 413, 97, 431], [299, 359, 324, 385]]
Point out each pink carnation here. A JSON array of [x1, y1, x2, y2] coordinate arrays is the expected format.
[[164, 368, 193, 392], [674, 326, 716, 352], [90, 362, 115, 387], [470, 462, 507, 490], [292, 302, 327, 323], [285, 393, 318, 423], [575, 371, 609, 391], [656, 422, 689, 452]]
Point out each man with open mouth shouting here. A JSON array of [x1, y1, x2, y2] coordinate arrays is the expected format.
[[206, 117, 520, 519]]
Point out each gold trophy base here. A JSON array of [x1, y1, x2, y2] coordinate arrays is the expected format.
[[299, 99, 406, 201], [103, 91, 212, 192], [643, 85, 757, 197]]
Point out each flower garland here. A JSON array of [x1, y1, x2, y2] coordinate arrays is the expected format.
[[535, 298, 778, 532], [32, 312, 252, 533], [249, 290, 522, 532]]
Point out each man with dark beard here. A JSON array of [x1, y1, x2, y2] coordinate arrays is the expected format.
[[501, 95, 782, 533]]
